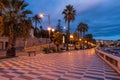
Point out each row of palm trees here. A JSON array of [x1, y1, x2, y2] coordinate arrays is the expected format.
[[0, 0, 94, 56], [62, 4, 89, 50]]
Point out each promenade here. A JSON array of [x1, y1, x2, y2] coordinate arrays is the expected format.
[[0, 49, 120, 80]]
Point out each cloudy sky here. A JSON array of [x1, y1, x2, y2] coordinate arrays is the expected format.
[[26, 0, 120, 40]]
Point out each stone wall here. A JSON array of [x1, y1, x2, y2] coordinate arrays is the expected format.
[[0, 37, 49, 49]]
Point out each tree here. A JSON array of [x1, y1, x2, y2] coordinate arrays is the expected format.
[[0, 15, 4, 36], [56, 19, 62, 33], [77, 22, 88, 38], [21, 19, 32, 47], [0, 0, 32, 57], [39, 25, 43, 38], [53, 32, 63, 52], [32, 14, 41, 38], [72, 32, 79, 49], [32, 14, 41, 28], [84, 34, 93, 48], [77, 22, 88, 49], [19, 19, 32, 39], [84, 34, 93, 42], [84, 34, 96, 48], [62, 4, 76, 51], [34, 27, 40, 38]]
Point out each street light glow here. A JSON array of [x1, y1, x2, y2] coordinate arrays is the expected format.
[[47, 27, 51, 31], [85, 41, 87, 43], [64, 26, 66, 29], [52, 29, 55, 32], [70, 35, 73, 38], [39, 13, 44, 18], [79, 38, 81, 41]]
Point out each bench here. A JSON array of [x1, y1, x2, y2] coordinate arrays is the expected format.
[[24, 47, 37, 56], [27, 51, 36, 56]]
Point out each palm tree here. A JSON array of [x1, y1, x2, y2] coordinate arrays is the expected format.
[[62, 4, 76, 51], [77, 22, 88, 49], [72, 32, 79, 49], [32, 14, 41, 28], [32, 14, 41, 38], [77, 22, 88, 38], [0, 0, 32, 57], [0, 0, 9, 13], [39, 25, 43, 38]]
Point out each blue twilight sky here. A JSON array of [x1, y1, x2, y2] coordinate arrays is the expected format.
[[26, 0, 120, 40]]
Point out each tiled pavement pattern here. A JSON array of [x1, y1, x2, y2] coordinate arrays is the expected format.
[[0, 49, 120, 80]]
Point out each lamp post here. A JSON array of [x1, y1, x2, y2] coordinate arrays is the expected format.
[[47, 27, 51, 48], [47, 28, 54, 48], [63, 26, 68, 50], [39, 13, 50, 27], [40, 13, 51, 46], [79, 38, 82, 49], [70, 35, 73, 50], [40, 13, 55, 49]]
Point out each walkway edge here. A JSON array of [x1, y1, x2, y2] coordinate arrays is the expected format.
[[95, 49, 120, 75]]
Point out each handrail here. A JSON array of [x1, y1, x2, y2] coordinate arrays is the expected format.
[[95, 48, 120, 74]]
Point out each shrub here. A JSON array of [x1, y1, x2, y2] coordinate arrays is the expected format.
[[50, 47, 56, 53], [42, 47, 50, 54], [42, 47, 56, 53]]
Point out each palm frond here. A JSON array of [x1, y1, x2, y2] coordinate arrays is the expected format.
[[21, 3, 29, 10], [22, 10, 32, 14]]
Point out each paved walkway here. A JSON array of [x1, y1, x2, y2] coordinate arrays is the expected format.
[[0, 49, 120, 80]]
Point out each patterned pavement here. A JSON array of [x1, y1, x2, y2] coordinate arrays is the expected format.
[[0, 48, 120, 80]]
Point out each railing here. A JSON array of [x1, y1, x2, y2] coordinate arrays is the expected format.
[[95, 49, 120, 74]]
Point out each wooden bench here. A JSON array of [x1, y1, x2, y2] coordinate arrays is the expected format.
[[24, 47, 36, 56], [27, 51, 36, 56]]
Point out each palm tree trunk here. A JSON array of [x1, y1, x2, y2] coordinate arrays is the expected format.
[[83, 32, 85, 38], [56, 45, 59, 52], [66, 21, 70, 51], [6, 25, 16, 57], [35, 21, 37, 28], [74, 42, 77, 50], [80, 32, 82, 38]]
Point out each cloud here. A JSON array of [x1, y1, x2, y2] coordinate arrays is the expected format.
[[26, 0, 120, 40], [74, 0, 103, 13]]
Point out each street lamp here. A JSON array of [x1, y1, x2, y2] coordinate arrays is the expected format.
[[63, 26, 66, 47], [47, 27, 54, 48], [40, 13, 52, 48], [47, 27, 51, 48], [39, 13, 50, 26], [79, 38, 81, 49], [70, 35, 73, 39], [52, 28, 55, 32], [70, 35, 73, 50]]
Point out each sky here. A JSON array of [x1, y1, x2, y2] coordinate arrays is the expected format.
[[26, 0, 120, 40]]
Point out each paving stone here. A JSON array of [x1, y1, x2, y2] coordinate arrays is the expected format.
[[0, 49, 120, 80]]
